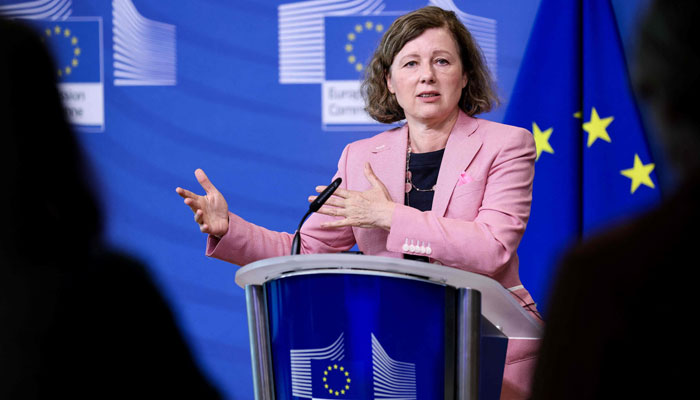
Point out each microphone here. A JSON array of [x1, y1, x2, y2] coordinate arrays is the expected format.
[[291, 177, 342, 255]]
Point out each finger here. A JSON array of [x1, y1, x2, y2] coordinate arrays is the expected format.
[[195, 169, 218, 194], [322, 196, 345, 208], [315, 186, 351, 199], [199, 224, 210, 233], [308, 195, 345, 208], [194, 209, 204, 224], [183, 197, 201, 213], [176, 187, 200, 200], [315, 205, 345, 217], [364, 162, 384, 188], [320, 219, 352, 228]]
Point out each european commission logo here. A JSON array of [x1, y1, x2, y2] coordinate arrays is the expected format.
[[39, 18, 105, 132], [322, 15, 397, 128], [278, 0, 498, 131], [290, 332, 417, 399], [1, 0, 177, 131]]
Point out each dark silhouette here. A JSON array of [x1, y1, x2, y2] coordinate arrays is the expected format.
[[530, 1, 700, 399], [0, 18, 220, 398]]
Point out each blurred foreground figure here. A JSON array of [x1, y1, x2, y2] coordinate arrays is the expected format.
[[530, 1, 700, 399], [0, 18, 220, 398]]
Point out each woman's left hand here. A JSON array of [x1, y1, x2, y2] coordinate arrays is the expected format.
[[309, 162, 396, 231]]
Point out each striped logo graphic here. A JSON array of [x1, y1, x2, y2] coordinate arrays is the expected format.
[[371, 333, 417, 400], [0, 0, 72, 20], [278, 0, 386, 84], [112, 0, 176, 86], [290, 332, 345, 399]]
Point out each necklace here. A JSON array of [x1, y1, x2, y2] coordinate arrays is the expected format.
[[405, 136, 437, 194]]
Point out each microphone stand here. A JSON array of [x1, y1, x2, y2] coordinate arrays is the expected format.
[[291, 177, 342, 255]]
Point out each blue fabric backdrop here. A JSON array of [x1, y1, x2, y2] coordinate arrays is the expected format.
[[1, 0, 656, 398]]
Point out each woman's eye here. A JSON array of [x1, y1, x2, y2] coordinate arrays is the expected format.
[[404, 60, 417, 67], [436, 58, 449, 65]]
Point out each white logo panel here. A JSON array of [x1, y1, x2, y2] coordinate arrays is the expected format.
[[112, 0, 176, 86], [372, 333, 417, 400], [290, 332, 346, 399], [0, 0, 72, 20]]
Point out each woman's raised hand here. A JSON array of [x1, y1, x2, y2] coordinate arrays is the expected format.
[[176, 169, 230, 237], [309, 162, 396, 231]]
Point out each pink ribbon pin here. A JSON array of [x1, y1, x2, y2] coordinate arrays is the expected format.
[[458, 171, 473, 185]]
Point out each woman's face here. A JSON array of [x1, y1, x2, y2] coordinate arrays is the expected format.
[[386, 27, 467, 126]]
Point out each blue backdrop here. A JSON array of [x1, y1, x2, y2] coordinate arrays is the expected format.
[[1, 0, 656, 398]]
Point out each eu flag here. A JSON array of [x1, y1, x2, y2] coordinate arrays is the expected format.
[[503, 0, 660, 311], [32, 19, 102, 83], [324, 15, 397, 81]]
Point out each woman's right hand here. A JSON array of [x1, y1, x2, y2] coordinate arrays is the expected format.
[[176, 169, 229, 237]]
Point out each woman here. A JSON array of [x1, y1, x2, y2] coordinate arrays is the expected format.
[[177, 6, 539, 400]]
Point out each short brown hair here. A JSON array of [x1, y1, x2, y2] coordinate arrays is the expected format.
[[362, 6, 498, 123]]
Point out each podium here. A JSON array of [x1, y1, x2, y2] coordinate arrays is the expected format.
[[236, 254, 542, 400]]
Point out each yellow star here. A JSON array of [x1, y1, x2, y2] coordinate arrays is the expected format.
[[582, 107, 614, 147], [532, 122, 554, 161], [620, 154, 655, 194]]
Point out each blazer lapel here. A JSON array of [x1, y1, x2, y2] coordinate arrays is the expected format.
[[432, 112, 482, 217], [369, 124, 408, 204]]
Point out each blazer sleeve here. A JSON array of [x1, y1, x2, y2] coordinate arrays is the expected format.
[[205, 146, 356, 266], [385, 127, 535, 278]]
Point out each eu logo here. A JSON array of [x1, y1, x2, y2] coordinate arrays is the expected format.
[[324, 15, 396, 80], [311, 360, 361, 399], [38, 19, 101, 83]]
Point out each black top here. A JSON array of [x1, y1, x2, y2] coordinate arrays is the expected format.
[[404, 148, 444, 262], [405, 148, 444, 211]]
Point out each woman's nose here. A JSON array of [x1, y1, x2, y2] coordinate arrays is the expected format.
[[419, 64, 436, 83]]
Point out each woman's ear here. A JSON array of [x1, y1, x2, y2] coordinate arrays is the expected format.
[[386, 70, 395, 94]]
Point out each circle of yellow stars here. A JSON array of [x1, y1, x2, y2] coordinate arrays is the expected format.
[[43, 25, 80, 77], [345, 21, 384, 72], [322, 364, 351, 397], [531, 106, 655, 194]]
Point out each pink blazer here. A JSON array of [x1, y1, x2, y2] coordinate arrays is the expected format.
[[208, 111, 534, 292], [207, 111, 540, 400]]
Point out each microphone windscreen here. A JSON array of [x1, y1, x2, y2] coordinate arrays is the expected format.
[[309, 177, 342, 212]]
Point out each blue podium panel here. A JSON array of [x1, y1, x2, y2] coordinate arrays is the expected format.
[[265, 272, 455, 399], [480, 318, 508, 400]]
